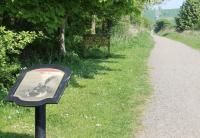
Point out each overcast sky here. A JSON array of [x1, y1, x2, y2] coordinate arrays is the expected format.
[[155, 0, 185, 9]]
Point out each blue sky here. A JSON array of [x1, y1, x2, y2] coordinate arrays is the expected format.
[[155, 0, 185, 9]]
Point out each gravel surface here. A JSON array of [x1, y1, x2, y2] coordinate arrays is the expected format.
[[137, 35, 200, 138]]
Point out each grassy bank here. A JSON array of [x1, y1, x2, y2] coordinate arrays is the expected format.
[[159, 31, 200, 50], [0, 32, 154, 138]]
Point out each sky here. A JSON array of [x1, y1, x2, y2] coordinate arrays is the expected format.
[[155, 0, 185, 9]]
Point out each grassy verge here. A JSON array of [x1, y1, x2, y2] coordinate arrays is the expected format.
[[0, 31, 154, 138], [159, 31, 200, 49]]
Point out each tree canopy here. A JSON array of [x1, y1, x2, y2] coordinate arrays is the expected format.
[[176, 0, 200, 31], [0, 0, 154, 55]]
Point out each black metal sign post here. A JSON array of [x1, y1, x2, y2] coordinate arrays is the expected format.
[[35, 105, 46, 138], [6, 64, 71, 138]]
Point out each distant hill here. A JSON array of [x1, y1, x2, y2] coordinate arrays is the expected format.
[[143, 8, 180, 24]]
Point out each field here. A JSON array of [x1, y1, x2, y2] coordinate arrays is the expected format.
[[0, 31, 154, 138]]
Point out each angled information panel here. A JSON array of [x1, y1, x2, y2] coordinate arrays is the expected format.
[[7, 64, 71, 107]]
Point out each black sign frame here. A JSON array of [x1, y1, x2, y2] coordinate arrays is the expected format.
[[6, 64, 71, 107]]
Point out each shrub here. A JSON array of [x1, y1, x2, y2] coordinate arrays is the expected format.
[[154, 19, 172, 33], [0, 26, 40, 102]]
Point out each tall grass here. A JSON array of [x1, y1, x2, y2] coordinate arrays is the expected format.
[[160, 31, 200, 50]]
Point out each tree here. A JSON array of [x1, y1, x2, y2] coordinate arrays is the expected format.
[[154, 19, 172, 33], [175, 0, 200, 31], [1, 0, 67, 54], [0, 0, 154, 56]]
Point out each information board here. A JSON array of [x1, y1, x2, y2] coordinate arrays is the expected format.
[[6, 65, 71, 106], [14, 68, 64, 101]]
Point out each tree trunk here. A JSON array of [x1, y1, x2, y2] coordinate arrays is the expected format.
[[58, 15, 67, 55], [107, 19, 113, 34], [102, 18, 109, 34], [91, 15, 96, 34], [2, 11, 11, 27]]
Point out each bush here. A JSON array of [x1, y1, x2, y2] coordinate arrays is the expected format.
[[0, 26, 40, 102], [111, 21, 130, 38], [176, 0, 200, 31], [142, 17, 153, 29], [154, 19, 172, 33]]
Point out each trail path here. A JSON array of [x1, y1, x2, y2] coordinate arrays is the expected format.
[[137, 35, 200, 138]]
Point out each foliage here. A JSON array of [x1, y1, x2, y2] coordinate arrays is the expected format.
[[0, 0, 152, 58], [0, 0, 149, 34], [141, 17, 153, 29], [111, 20, 131, 38], [1, 0, 65, 33], [154, 19, 172, 33], [0, 26, 40, 101], [176, 0, 200, 31]]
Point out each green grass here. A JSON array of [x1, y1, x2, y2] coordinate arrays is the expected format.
[[160, 31, 200, 50], [0, 32, 154, 138]]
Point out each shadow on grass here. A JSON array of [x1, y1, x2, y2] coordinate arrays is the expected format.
[[69, 76, 86, 88], [83, 48, 126, 59], [84, 48, 110, 59], [162, 32, 169, 36], [65, 52, 125, 88], [0, 131, 33, 138]]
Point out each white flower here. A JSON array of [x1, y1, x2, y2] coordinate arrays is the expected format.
[[96, 123, 101, 127]]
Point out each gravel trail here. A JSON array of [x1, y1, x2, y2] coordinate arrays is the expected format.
[[137, 35, 200, 138]]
